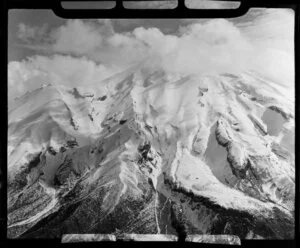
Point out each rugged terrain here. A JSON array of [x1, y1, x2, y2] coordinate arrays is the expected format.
[[7, 65, 295, 239]]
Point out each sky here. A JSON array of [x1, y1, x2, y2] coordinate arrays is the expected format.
[[8, 4, 295, 99]]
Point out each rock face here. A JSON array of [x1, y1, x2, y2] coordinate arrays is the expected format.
[[7, 68, 295, 240]]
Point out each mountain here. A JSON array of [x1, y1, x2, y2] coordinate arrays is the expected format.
[[7, 66, 295, 239]]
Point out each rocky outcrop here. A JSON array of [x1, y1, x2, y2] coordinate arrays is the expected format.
[[248, 114, 268, 136], [163, 174, 294, 239]]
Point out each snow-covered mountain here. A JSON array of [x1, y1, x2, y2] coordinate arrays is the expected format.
[[7, 65, 295, 239]]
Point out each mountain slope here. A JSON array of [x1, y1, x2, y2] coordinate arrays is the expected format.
[[7, 67, 295, 239]]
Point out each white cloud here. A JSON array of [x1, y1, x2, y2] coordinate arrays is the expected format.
[[8, 55, 120, 99], [133, 27, 178, 55], [17, 19, 112, 55], [239, 9, 294, 85], [17, 23, 51, 43], [161, 19, 253, 75], [12, 9, 294, 98], [52, 20, 106, 55]]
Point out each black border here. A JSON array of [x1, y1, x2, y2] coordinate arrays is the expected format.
[[1, 1, 299, 248]]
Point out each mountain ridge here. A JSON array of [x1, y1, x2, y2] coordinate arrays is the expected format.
[[7, 67, 295, 239]]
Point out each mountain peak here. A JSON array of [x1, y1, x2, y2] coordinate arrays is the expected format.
[[7, 66, 295, 239]]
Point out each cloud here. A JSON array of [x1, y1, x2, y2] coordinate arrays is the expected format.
[[17, 19, 113, 56], [238, 9, 294, 85], [17, 23, 51, 43], [8, 55, 120, 99], [8, 60, 46, 98], [51, 20, 103, 55], [12, 8, 294, 98], [161, 19, 253, 75], [241, 9, 294, 53]]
